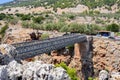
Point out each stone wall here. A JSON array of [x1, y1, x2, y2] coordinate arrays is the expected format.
[[93, 38, 120, 76]]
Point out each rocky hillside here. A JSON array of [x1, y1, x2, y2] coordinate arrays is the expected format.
[[1, 0, 120, 9], [93, 38, 120, 76]]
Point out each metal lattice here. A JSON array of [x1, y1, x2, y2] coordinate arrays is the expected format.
[[12, 34, 87, 60]]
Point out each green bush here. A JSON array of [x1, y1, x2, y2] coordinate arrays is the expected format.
[[68, 15, 75, 20], [33, 16, 45, 23], [55, 62, 79, 80], [116, 32, 120, 36], [15, 13, 24, 17], [106, 23, 119, 32], [0, 13, 6, 20], [88, 77, 97, 80], [59, 25, 69, 32], [43, 22, 66, 31], [84, 24, 102, 34], [41, 33, 49, 40], [22, 21, 30, 28], [43, 23, 55, 30], [9, 19, 18, 25], [21, 14, 31, 20], [29, 23, 39, 29], [0, 24, 8, 37]]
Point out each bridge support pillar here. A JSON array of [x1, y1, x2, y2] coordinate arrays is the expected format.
[[74, 37, 94, 80], [74, 43, 81, 59], [81, 37, 94, 80]]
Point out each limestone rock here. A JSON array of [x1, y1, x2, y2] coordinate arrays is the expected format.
[[52, 67, 70, 80], [7, 60, 23, 80], [0, 44, 17, 64], [0, 60, 71, 80], [0, 66, 8, 80], [99, 70, 109, 80], [23, 61, 71, 80]]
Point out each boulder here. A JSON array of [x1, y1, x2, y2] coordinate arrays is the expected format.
[[99, 70, 109, 80], [7, 60, 23, 80]]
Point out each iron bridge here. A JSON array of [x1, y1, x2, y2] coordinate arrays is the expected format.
[[11, 34, 87, 60]]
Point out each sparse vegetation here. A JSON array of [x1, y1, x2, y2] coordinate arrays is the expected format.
[[2, 0, 120, 9]]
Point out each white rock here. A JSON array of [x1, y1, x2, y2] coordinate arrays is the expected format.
[[52, 67, 70, 80], [7, 60, 23, 80], [0, 60, 71, 80], [23, 61, 71, 80], [99, 70, 109, 80], [0, 65, 8, 80]]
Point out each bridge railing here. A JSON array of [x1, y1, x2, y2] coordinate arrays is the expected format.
[[14, 34, 87, 59]]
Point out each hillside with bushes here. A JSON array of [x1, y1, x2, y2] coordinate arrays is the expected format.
[[1, 0, 120, 9]]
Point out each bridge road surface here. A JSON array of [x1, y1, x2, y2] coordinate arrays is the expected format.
[[11, 34, 87, 60]]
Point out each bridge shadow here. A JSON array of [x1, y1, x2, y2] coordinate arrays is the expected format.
[[81, 36, 94, 80]]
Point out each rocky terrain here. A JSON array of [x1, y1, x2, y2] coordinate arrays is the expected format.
[[1, 29, 120, 79], [93, 37, 120, 79], [0, 0, 120, 80], [2, 27, 64, 44], [0, 60, 70, 80], [93, 38, 120, 73]]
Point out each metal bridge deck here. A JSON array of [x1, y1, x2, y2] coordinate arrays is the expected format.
[[11, 34, 87, 60]]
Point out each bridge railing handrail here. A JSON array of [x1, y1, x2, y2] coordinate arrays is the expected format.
[[13, 34, 82, 48], [15, 34, 86, 54]]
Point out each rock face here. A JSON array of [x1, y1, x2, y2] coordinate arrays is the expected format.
[[93, 38, 120, 76], [0, 44, 17, 64], [0, 60, 71, 80], [99, 70, 120, 80], [0, 66, 8, 80]]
